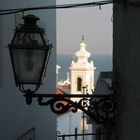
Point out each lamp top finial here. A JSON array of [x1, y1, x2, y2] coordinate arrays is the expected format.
[[23, 14, 40, 25]]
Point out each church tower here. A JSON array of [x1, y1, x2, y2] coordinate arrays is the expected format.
[[70, 39, 96, 96]]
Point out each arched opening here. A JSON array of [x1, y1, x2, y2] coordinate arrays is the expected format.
[[77, 77, 82, 91]]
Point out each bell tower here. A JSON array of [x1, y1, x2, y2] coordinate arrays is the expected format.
[[70, 39, 96, 96]]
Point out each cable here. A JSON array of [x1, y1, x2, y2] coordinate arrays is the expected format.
[[0, 1, 113, 15], [0, 0, 139, 16]]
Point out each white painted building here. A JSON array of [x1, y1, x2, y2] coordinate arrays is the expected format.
[[57, 111, 93, 140], [0, 1, 56, 140], [57, 40, 95, 140], [70, 41, 96, 98]]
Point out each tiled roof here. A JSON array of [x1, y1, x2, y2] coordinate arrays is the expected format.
[[56, 87, 75, 113]]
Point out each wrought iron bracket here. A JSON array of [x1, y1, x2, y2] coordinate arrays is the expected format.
[[23, 92, 115, 124]]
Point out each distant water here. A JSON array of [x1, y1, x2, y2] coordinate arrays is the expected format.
[[57, 54, 112, 82]]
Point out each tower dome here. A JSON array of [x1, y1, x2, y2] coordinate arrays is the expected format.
[[75, 42, 90, 64]]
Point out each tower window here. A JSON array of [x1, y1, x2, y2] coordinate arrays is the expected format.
[[77, 77, 82, 91]]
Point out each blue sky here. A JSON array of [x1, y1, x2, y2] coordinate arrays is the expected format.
[[57, 0, 113, 55]]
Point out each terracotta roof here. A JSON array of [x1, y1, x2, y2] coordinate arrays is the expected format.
[[56, 87, 75, 112], [56, 88, 66, 95], [56, 87, 69, 106]]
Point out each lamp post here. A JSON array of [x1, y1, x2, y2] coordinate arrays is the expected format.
[[9, 14, 114, 125]]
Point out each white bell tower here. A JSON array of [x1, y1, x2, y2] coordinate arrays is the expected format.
[[70, 38, 96, 96]]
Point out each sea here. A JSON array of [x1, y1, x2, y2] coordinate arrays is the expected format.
[[57, 54, 112, 82]]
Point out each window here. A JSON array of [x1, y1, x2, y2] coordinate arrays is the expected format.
[[77, 77, 82, 91]]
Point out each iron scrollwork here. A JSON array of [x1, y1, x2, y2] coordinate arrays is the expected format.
[[88, 95, 114, 124], [24, 92, 114, 124]]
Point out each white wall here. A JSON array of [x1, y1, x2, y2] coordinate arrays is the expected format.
[[57, 111, 93, 140], [0, 0, 56, 140]]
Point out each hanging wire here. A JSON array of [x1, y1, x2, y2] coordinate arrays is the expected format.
[[0, 0, 114, 15], [0, 0, 140, 16]]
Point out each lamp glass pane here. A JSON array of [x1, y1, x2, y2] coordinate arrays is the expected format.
[[11, 48, 48, 84]]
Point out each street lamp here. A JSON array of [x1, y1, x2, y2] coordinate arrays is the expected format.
[[9, 14, 52, 104], [9, 14, 114, 125]]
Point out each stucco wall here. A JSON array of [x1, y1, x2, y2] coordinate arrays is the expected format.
[[0, 0, 56, 140], [57, 111, 93, 140], [113, 1, 140, 140]]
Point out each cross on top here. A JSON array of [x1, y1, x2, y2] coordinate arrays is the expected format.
[[82, 35, 84, 42]]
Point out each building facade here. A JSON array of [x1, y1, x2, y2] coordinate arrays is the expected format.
[[57, 40, 95, 140], [113, 1, 140, 140], [0, 0, 56, 140]]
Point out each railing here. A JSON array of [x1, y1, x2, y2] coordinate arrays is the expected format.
[[56, 131, 111, 140]]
